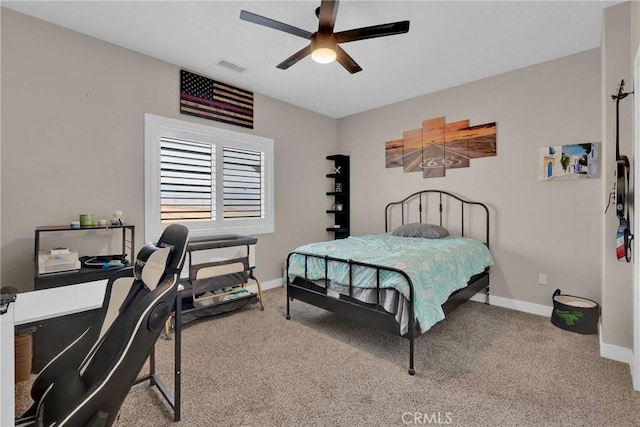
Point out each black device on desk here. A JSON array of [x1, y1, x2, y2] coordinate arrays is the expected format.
[[80, 254, 127, 269], [0, 293, 16, 315]]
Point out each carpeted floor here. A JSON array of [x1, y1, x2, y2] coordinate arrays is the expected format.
[[16, 286, 640, 426]]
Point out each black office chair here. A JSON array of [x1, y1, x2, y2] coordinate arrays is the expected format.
[[17, 223, 189, 427]]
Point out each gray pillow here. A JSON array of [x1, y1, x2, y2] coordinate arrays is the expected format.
[[391, 223, 449, 239]]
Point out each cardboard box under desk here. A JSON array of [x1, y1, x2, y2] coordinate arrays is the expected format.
[[14, 334, 33, 383]]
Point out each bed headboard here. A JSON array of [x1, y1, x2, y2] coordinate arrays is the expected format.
[[384, 190, 490, 247]]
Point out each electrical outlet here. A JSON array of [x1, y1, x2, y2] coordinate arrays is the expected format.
[[538, 273, 548, 285]]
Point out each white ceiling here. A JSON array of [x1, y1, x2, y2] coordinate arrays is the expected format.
[[2, 1, 617, 118]]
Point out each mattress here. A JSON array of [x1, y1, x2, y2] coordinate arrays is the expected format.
[[288, 234, 494, 333]]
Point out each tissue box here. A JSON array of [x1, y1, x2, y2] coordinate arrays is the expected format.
[[38, 250, 80, 274]]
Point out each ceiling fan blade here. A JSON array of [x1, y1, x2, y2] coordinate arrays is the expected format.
[[335, 20, 410, 44], [276, 45, 313, 70], [318, 0, 339, 33], [240, 10, 312, 39], [335, 45, 362, 74]]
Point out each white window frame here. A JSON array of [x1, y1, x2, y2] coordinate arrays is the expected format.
[[144, 113, 274, 243]]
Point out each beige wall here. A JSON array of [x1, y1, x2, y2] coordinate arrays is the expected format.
[[633, 1, 640, 54], [0, 9, 337, 292], [601, 1, 635, 349], [338, 49, 602, 308]]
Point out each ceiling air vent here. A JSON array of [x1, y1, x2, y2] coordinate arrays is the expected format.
[[217, 59, 246, 74]]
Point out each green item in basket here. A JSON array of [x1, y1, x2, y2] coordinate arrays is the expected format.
[[554, 309, 583, 326]]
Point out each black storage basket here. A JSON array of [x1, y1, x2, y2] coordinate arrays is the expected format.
[[551, 289, 599, 335]]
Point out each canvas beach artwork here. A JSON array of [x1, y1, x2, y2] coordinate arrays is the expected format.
[[385, 116, 496, 179], [539, 143, 599, 181]]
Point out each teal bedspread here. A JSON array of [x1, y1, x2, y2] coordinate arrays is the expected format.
[[288, 234, 494, 333]]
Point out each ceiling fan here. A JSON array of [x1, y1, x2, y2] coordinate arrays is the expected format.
[[239, 0, 410, 74]]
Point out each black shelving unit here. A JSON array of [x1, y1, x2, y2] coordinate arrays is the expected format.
[[326, 154, 350, 239]]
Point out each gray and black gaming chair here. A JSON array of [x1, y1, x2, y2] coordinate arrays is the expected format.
[[18, 224, 189, 427]]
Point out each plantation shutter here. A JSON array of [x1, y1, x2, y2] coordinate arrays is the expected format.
[[160, 137, 215, 222], [223, 146, 264, 219]]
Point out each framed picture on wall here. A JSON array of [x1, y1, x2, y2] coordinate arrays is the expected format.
[[539, 143, 600, 181]]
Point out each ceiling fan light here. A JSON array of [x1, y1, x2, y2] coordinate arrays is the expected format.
[[311, 47, 336, 64]]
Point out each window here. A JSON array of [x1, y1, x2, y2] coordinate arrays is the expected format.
[[145, 114, 274, 242], [160, 138, 215, 222], [222, 146, 265, 219]]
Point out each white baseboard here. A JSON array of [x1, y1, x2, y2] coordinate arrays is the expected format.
[[600, 342, 633, 365], [246, 277, 282, 294], [470, 293, 634, 367], [597, 320, 634, 365], [470, 293, 552, 317]]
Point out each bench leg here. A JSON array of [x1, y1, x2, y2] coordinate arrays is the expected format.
[[249, 274, 265, 311]]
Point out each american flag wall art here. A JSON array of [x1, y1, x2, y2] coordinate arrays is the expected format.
[[180, 70, 254, 129]]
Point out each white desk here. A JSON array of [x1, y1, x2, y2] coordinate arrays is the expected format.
[[0, 281, 107, 427], [14, 280, 106, 326]]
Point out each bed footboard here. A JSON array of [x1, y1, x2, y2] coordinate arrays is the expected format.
[[286, 251, 419, 374]]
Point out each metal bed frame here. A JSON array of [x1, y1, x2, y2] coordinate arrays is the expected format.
[[285, 190, 491, 375]]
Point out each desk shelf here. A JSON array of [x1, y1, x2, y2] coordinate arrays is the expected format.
[[34, 224, 135, 290]]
